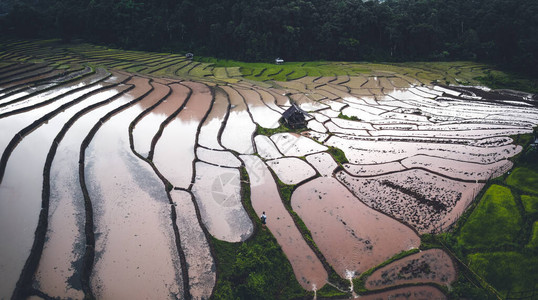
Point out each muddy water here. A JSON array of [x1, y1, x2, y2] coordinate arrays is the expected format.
[[256, 88, 285, 113], [153, 81, 212, 188], [306, 152, 338, 177], [0, 68, 109, 114], [325, 136, 522, 165], [370, 128, 532, 140], [401, 155, 513, 181], [343, 161, 406, 177], [0, 85, 126, 299], [0, 83, 106, 156], [302, 131, 330, 143], [339, 107, 383, 122], [128, 81, 170, 151], [319, 87, 353, 101], [131, 83, 189, 157], [325, 122, 370, 137], [198, 87, 228, 150], [84, 81, 184, 299], [341, 76, 368, 89], [192, 162, 253, 242], [271, 133, 327, 156], [220, 86, 256, 154], [240, 155, 327, 290], [267, 89, 290, 107], [290, 93, 329, 111], [359, 285, 446, 299], [35, 87, 133, 299], [319, 108, 340, 118], [170, 190, 215, 300], [291, 177, 420, 276], [254, 135, 283, 159], [307, 119, 328, 133], [266, 157, 317, 185], [337, 169, 484, 233], [196, 147, 241, 168], [236, 87, 282, 129], [314, 88, 340, 100], [365, 249, 456, 289], [0, 69, 62, 90], [331, 118, 375, 131]]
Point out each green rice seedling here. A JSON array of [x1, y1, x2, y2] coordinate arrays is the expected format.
[[506, 167, 538, 194], [458, 185, 522, 249], [527, 222, 538, 249], [521, 195, 538, 214], [468, 251, 538, 295], [226, 67, 242, 77]]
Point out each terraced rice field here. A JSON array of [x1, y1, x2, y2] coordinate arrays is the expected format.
[[1, 40, 538, 299]]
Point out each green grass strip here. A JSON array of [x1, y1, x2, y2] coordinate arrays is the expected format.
[[458, 185, 522, 249]]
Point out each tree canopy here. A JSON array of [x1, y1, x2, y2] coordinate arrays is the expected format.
[[1, 0, 537, 76]]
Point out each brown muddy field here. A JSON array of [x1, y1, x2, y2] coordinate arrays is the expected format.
[[292, 177, 420, 275], [1, 58, 537, 300], [365, 249, 456, 289]]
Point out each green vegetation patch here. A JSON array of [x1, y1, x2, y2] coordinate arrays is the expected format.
[[255, 122, 303, 136], [476, 70, 538, 94], [522, 195, 538, 214], [458, 185, 522, 249], [468, 251, 538, 295], [338, 112, 361, 122], [315, 284, 348, 298], [211, 233, 306, 300], [527, 222, 538, 249], [506, 167, 538, 194], [327, 146, 349, 165]]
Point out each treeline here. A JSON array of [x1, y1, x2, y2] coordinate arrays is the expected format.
[[1, 0, 537, 76]]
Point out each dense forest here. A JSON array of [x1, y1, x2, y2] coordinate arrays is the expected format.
[[1, 0, 537, 76]]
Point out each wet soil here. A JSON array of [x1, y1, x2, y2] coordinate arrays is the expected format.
[[359, 285, 446, 299], [337, 169, 484, 233], [365, 249, 456, 289]]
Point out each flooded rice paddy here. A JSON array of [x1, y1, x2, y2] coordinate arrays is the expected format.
[[0, 58, 537, 299]]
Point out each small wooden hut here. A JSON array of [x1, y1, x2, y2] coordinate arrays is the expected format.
[[282, 103, 307, 129]]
